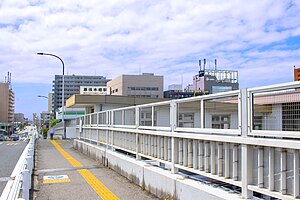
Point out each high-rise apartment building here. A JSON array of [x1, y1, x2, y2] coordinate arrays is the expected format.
[[52, 75, 110, 113], [0, 82, 14, 133], [107, 73, 163, 98]]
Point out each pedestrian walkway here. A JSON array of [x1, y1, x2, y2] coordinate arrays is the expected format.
[[33, 140, 157, 200]]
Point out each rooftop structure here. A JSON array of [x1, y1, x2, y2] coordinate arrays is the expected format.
[[192, 59, 239, 94], [107, 73, 164, 98], [294, 66, 300, 81]]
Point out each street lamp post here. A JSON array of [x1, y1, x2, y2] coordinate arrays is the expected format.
[[37, 95, 48, 99], [37, 52, 66, 139]]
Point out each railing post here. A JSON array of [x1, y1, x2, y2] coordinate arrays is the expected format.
[[79, 118, 83, 139], [105, 111, 109, 158], [25, 155, 32, 190], [200, 100, 204, 128], [294, 149, 299, 198], [171, 101, 178, 173], [135, 107, 141, 160], [22, 169, 30, 200], [240, 88, 253, 199]]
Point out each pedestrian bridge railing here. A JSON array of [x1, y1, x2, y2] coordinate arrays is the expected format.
[[76, 81, 300, 200], [1, 132, 36, 200]]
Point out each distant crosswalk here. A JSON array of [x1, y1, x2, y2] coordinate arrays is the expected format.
[[7, 142, 20, 146], [0, 142, 20, 146]]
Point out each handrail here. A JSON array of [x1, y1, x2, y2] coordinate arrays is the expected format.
[[1, 131, 36, 200]]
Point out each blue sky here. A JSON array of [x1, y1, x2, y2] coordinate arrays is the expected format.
[[0, 0, 300, 119]]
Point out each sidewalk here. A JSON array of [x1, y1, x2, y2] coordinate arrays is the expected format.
[[33, 140, 157, 200]]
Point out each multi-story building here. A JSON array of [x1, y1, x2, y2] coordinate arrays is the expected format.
[[40, 111, 51, 128], [192, 59, 239, 94], [107, 73, 163, 98], [52, 75, 110, 113], [0, 82, 14, 133], [14, 113, 25, 123]]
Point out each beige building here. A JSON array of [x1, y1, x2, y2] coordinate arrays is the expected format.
[[107, 73, 163, 98], [48, 93, 53, 113], [0, 82, 14, 133]]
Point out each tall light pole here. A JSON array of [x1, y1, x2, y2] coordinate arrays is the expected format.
[[37, 52, 66, 139]]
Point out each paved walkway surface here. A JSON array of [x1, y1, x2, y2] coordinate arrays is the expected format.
[[33, 140, 157, 200]]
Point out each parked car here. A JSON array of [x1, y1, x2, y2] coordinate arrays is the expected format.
[[9, 134, 19, 141], [0, 129, 9, 141], [0, 134, 4, 141]]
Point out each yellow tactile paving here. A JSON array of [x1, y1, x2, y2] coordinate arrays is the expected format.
[[50, 140, 119, 200], [78, 169, 119, 200], [50, 140, 83, 167]]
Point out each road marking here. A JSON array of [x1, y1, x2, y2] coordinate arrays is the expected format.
[[6, 143, 19, 146], [36, 165, 101, 173], [78, 169, 119, 200], [43, 175, 71, 184], [50, 140, 82, 167], [0, 177, 12, 182], [50, 141, 119, 200]]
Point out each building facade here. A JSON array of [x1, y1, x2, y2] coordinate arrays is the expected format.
[[52, 75, 110, 113], [14, 113, 24, 123], [40, 111, 51, 128], [107, 73, 164, 98], [0, 82, 14, 133], [48, 93, 53, 113], [193, 69, 239, 94]]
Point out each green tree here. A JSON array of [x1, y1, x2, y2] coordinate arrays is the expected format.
[[50, 119, 57, 127], [42, 127, 49, 138]]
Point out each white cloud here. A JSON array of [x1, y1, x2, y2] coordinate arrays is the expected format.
[[0, 0, 299, 90]]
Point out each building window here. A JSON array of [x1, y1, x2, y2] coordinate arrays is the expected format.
[[89, 88, 92, 91], [211, 115, 230, 129], [282, 102, 300, 131], [103, 88, 107, 92], [98, 88, 102, 92], [115, 89, 118, 92], [94, 88, 97, 91]]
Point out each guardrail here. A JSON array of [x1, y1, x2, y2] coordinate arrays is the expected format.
[[1, 133, 36, 200], [76, 81, 300, 200]]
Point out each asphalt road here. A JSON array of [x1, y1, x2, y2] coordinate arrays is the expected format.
[[0, 141, 27, 195]]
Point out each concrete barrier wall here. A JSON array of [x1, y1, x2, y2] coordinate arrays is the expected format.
[[73, 139, 241, 200]]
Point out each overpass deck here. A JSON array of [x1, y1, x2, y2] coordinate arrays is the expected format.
[[33, 140, 157, 200]]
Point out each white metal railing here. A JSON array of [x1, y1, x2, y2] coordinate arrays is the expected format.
[[1, 132, 36, 200], [76, 81, 300, 199]]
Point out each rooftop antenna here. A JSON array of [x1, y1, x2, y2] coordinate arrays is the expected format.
[[199, 60, 201, 71], [9, 72, 12, 89], [215, 59, 217, 70], [203, 58, 206, 71]]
